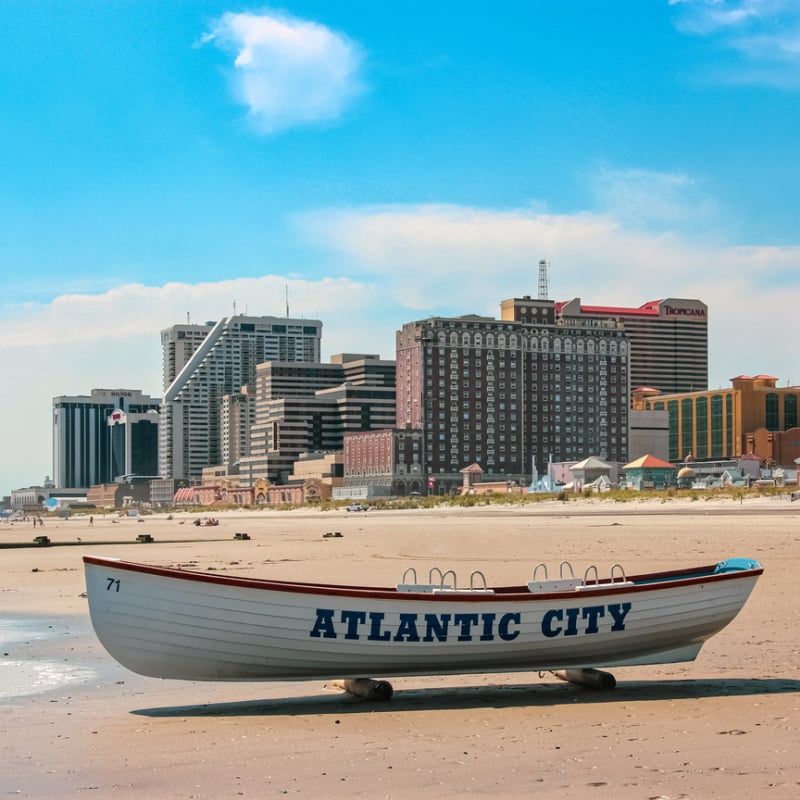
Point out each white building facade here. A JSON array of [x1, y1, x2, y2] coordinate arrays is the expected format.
[[159, 315, 322, 483]]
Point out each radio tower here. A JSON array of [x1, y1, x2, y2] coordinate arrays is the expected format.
[[538, 258, 550, 300]]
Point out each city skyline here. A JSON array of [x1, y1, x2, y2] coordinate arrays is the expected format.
[[2, 1, 799, 496]]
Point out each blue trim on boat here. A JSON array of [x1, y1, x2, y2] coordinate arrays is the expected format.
[[714, 558, 761, 573]]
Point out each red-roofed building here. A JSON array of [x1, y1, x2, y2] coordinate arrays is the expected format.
[[622, 454, 677, 490]]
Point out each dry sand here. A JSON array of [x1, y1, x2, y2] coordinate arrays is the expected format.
[[1, 496, 799, 799]]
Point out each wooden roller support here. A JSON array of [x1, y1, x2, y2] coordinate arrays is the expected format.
[[327, 678, 394, 701], [552, 668, 617, 690]]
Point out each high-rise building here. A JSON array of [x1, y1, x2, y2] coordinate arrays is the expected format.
[[159, 315, 322, 482], [241, 354, 396, 485], [220, 385, 257, 473], [552, 297, 708, 395], [108, 409, 160, 480], [397, 300, 630, 492], [53, 389, 161, 489]]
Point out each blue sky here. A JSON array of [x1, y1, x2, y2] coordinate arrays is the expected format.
[[2, 0, 799, 496]]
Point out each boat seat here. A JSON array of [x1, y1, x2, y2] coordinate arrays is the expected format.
[[527, 578, 583, 593], [396, 583, 454, 593], [575, 581, 634, 591], [432, 587, 495, 594]]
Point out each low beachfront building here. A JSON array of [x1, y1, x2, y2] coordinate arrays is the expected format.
[[570, 456, 615, 492], [622, 454, 677, 490]]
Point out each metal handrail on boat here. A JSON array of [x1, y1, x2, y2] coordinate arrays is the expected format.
[[401, 567, 418, 584], [434, 568, 457, 589], [583, 564, 600, 585], [469, 570, 488, 590], [397, 567, 494, 593], [610, 563, 627, 583]]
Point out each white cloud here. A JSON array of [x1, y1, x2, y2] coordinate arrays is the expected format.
[[0, 275, 379, 351], [671, 0, 800, 85], [205, 11, 365, 133], [298, 204, 690, 310]]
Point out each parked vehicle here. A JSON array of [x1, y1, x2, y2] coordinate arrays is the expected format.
[[346, 503, 368, 512]]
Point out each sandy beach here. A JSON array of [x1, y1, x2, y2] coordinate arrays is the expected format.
[[2, 496, 799, 799]]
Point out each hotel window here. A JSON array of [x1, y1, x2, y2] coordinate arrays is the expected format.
[[785, 395, 798, 429], [668, 400, 680, 461], [766, 394, 780, 431], [696, 397, 708, 457]]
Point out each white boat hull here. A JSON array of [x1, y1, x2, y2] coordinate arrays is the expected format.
[[83, 556, 761, 682]]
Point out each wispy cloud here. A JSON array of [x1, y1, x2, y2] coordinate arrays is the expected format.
[[670, 0, 774, 33], [298, 202, 799, 317], [589, 166, 716, 230], [202, 11, 365, 134], [670, 0, 800, 86], [0, 276, 373, 351]]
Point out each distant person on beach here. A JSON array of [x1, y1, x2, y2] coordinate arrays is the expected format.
[[89, 516, 94, 527]]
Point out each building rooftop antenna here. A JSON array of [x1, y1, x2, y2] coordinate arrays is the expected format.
[[538, 258, 550, 301]]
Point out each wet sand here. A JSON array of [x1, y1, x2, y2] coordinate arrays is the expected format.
[[1, 496, 799, 798]]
